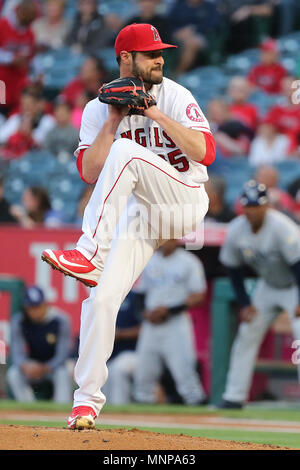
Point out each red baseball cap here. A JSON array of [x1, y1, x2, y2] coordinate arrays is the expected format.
[[115, 23, 177, 56], [260, 38, 278, 52]]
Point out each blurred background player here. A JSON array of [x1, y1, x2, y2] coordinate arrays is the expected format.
[[219, 180, 300, 408], [7, 285, 72, 403], [204, 175, 236, 223], [133, 239, 207, 405]]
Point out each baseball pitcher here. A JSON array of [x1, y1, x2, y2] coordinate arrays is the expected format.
[[41, 23, 215, 429]]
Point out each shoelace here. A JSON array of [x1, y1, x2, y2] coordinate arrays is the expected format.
[[66, 250, 82, 262]]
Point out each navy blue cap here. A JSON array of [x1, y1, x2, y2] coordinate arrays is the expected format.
[[240, 180, 268, 207], [23, 285, 45, 308]]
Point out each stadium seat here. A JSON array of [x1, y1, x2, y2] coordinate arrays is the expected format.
[[249, 90, 285, 114], [34, 49, 86, 91], [221, 157, 253, 205], [97, 48, 118, 74], [274, 160, 300, 190], [224, 49, 259, 76], [281, 56, 298, 75], [99, 0, 135, 19], [278, 31, 300, 53]]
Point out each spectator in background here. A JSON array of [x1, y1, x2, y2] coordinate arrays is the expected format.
[[0, 87, 56, 153], [204, 176, 236, 222], [208, 98, 254, 157], [168, 0, 221, 75], [265, 76, 300, 154], [71, 90, 94, 130], [228, 76, 259, 131], [256, 165, 296, 215], [32, 0, 70, 51], [0, 115, 38, 160], [235, 165, 296, 217], [248, 38, 287, 94], [126, 0, 172, 43], [60, 56, 108, 109], [134, 239, 207, 405], [0, 0, 37, 115], [10, 186, 65, 228], [0, 176, 17, 224], [65, 0, 115, 55], [7, 285, 72, 403], [272, 0, 299, 37], [102, 292, 141, 405], [249, 118, 290, 166], [45, 102, 78, 159], [219, 0, 274, 54]]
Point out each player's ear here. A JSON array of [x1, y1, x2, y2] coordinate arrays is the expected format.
[[119, 51, 132, 66]]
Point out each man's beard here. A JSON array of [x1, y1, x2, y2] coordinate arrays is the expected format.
[[131, 61, 163, 85]]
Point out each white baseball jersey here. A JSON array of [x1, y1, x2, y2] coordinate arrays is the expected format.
[[134, 247, 207, 310], [74, 77, 212, 184], [220, 209, 300, 288]]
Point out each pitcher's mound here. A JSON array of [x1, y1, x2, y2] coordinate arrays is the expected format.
[[0, 425, 289, 450]]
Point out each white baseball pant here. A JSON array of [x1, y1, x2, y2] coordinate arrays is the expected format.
[[73, 139, 209, 414], [134, 312, 206, 404], [223, 279, 300, 403], [7, 365, 72, 403]]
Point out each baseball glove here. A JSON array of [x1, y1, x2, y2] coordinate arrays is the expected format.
[[98, 77, 156, 115]]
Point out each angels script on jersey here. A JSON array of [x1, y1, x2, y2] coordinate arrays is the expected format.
[[120, 126, 190, 172]]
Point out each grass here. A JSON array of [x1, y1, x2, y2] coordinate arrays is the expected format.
[[0, 418, 299, 449], [2, 400, 300, 422]]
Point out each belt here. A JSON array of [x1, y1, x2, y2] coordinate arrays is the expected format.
[[168, 304, 187, 315], [266, 282, 295, 290]]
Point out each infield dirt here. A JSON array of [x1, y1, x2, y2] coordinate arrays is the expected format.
[[0, 424, 292, 450]]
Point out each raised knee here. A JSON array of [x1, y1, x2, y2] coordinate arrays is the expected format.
[[111, 138, 138, 154]]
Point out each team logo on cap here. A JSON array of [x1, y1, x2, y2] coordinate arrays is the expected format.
[[186, 103, 205, 122], [151, 25, 161, 42]]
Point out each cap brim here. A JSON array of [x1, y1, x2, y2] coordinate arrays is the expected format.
[[133, 43, 177, 52]]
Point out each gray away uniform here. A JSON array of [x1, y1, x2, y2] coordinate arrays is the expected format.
[[219, 208, 300, 403], [134, 247, 207, 404]]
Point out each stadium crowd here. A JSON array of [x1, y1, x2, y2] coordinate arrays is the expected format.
[[1, 0, 300, 406]]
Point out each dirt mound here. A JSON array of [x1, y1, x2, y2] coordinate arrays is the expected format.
[[0, 425, 290, 450]]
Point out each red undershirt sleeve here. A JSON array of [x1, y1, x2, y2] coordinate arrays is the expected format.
[[201, 132, 216, 166], [76, 149, 90, 184]]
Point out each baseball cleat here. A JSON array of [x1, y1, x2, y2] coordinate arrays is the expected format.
[[67, 406, 97, 430], [217, 399, 244, 410], [41, 249, 100, 288]]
